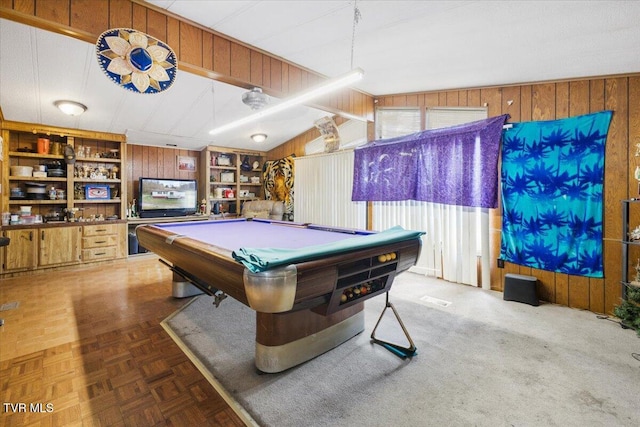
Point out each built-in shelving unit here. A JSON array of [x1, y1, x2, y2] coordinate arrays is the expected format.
[[2, 121, 127, 221], [200, 146, 266, 217], [71, 136, 124, 219], [1, 121, 128, 276]]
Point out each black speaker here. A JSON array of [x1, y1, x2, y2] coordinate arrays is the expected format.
[[128, 232, 138, 255], [504, 273, 539, 306]]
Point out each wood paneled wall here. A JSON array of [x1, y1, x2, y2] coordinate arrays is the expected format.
[[125, 145, 199, 203], [266, 126, 318, 161], [312, 76, 637, 315], [0, 0, 374, 122]]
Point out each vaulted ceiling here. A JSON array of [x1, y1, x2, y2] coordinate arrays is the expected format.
[[1, 1, 639, 151], [146, 0, 640, 95]]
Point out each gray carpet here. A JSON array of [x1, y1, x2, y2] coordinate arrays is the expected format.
[[164, 273, 640, 427]]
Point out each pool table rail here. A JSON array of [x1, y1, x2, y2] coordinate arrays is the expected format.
[[136, 224, 250, 305]]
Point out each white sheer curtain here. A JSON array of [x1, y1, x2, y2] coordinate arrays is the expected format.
[[294, 150, 367, 229], [372, 107, 491, 288], [371, 201, 490, 287]]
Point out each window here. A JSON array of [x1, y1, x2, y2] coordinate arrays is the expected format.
[[372, 106, 491, 287], [375, 108, 420, 139], [426, 107, 488, 130]]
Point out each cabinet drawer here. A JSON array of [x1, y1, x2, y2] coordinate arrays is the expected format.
[[83, 235, 117, 248], [83, 224, 118, 236], [82, 246, 117, 261]]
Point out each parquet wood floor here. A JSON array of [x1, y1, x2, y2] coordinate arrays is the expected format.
[[0, 256, 245, 426]]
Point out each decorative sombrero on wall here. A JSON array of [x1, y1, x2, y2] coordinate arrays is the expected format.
[[96, 28, 177, 94]]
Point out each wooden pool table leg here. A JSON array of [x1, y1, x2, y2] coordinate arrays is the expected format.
[[254, 303, 364, 373]]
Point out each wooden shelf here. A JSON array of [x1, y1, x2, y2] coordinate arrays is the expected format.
[[73, 178, 121, 184], [75, 157, 121, 164], [201, 146, 266, 216], [75, 199, 122, 204], [9, 199, 67, 205], [8, 151, 64, 160], [209, 198, 236, 202], [9, 176, 67, 182]]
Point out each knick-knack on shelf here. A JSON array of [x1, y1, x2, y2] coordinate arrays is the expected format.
[[241, 156, 251, 171]]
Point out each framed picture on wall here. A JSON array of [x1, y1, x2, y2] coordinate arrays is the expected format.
[[177, 155, 196, 172]]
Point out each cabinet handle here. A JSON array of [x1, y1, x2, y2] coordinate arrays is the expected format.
[[42, 230, 45, 241], [95, 252, 106, 256], [29, 231, 33, 241], [95, 240, 107, 244], [95, 229, 107, 232]]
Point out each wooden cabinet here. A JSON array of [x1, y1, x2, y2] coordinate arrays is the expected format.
[[39, 226, 81, 266], [82, 223, 127, 261], [2, 229, 37, 272], [200, 146, 266, 217], [0, 222, 127, 277], [1, 226, 81, 271]]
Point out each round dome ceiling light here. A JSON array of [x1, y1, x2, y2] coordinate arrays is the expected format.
[[54, 100, 87, 116]]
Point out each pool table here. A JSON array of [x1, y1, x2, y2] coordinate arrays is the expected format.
[[136, 218, 422, 372]]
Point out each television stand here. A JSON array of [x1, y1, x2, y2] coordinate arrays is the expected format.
[[127, 215, 212, 257]]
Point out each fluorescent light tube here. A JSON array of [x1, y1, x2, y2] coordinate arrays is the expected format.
[[209, 68, 364, 136]]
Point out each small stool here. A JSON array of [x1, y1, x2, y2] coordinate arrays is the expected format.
[[504, 273, 539, 306]]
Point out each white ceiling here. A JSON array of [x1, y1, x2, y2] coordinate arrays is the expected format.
[[1, 1, 639, 152]]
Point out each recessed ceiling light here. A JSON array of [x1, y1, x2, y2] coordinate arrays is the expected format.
[[54, 100, 87, 116]]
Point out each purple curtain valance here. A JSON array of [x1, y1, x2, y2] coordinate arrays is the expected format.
[[351, 114, 508, 208]]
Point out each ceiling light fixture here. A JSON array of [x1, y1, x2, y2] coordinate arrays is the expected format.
[[54, 100, 87, 116], [242, 87, 269, 110], [209, 67, 364, 136], [251, 133, 267, 143]]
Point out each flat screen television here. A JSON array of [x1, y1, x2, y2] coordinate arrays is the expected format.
[[138, 177, 198, 218]]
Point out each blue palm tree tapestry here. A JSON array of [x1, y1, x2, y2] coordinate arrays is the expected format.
[[500, 111, 613, 278]]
